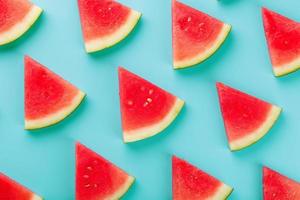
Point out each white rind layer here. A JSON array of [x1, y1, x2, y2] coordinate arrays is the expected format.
[[209, 183, 233, 200], [106, 176, 135, 200], [85, 10, 141, 53], [173, 24, 231, 69], [273, 57, 300, 77], [0, 5, 42, 45], [25, 91, 85, 130], [123, 98, 184, 143], [229, 105, 282, 151]]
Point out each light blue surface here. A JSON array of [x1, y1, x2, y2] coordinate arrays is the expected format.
[[0, 0, 300, 199]]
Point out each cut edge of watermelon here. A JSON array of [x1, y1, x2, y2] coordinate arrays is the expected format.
[[273, 58, 300, 77], [25, 90, 85, 130], [123, 98, 184, 143], [85, 10, 141, 53], [0, 5, 42, 45], [108, 175, 135, 199], [31, 194, 43, 200], [229, 105, 282, 151], [211, 183, 233, 200], [173, 23, 231, 69]]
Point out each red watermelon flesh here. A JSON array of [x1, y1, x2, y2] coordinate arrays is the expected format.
[[76, 143, 134, 200], [262, 8, 300, 76], [0, 172, 42, 200], [172, 0, 231, 68], [0, 0, 42, 45], [25, 56, 85, 130], [172, 156, 233, 200], [263, 167, 300, 200], [216, 82, 281, 151], [118, 67, 184, 142], [77, 0, 141, 52]]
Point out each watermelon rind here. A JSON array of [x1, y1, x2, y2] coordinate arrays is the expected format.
[[211, 183, 233, 200], [123, 98, 184, 143], [229, 105, 282, 151], [107, 176, 135, 200], [31, 194, 43, 200], [273, 58, 300, 77], [0, 5, 42, 45], [173, 23, 231, 69], [85, 10, 141, 53], [25, 91, 85, 130]]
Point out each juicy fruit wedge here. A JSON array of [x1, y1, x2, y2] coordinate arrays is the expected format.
[[118, 67, 184, 143], [0, 172, 42, 200], [172, 0, 231, 69], [216, 82, 281, 151], [263, 167, 300, 200], [77, 0, 141, 53], [0, 0, 42, 45], [25, 56, 85, 130], [76, 143, 134, 200], [172, 156, 233, 200], [262, 8, 300, 76]]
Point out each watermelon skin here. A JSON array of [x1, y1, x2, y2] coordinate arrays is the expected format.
[[0, 172, 42, 200], [0, 0, 42, 45], [76, 143, 134, 200], [172, 156, 233, 200], [118, 67, 184, 143], [262, 8, 300, 76], [25, 56, 86, 130], [216, 82, 281, 151], [77, 0, 141, 53], [172, 0, 231, 69], [263, 167, 300, 200]]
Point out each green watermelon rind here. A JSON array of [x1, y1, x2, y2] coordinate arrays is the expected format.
[[211, 183, 233, 200], [107, 175, 135, 199], [273, 58, 300, 77], [85, 10, 141, 53], [173, 24, 231, 69], [0, 5, 42, 45], [123, 98, 184, 143], [25, 91, 86, 130], [229, 105, 282, 151]]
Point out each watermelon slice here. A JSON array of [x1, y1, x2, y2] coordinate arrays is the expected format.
[[76, 143, 134, 200], [118, 67, 184, 143], [262, 8, 300, 76], [172, 0, 231, 69], [0, 0, 42, 45], [172, 156, 233, 200], [216, 82, 281, 151], [263, 167, 300, 199], [25, 56, 86, 130], [77, 0, 141, 53], [0, 172, 42, 200]]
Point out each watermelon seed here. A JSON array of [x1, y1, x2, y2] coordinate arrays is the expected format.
[[85, 184, 91, 188], [127, 100, 133, 106], [87, 166, 93, 171], [94, 184, 98, 188], [108, 7, 111, 11], [143, 102, 149, 107], [147, 98, 152, 103], [187, 17, 191, 22], [149, 89, 153, 95], [83, 175, 89, 179]]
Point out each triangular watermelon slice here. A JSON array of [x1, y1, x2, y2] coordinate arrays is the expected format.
[[263, 167, 300, 199], [0, 0, 42, 45], [172, 156, 233, 200], [25, 56, 86, 130], [172, 0, 231, 69], [262, 8, 300, 76], [118, 67, 184, 143], [216, 82, 282, 151], [0, 172, 42, 200], [76, 143, 134, 200], [77, 0, 141, 53]]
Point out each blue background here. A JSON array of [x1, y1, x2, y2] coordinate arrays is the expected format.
[[0, 0, 300, 199]]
